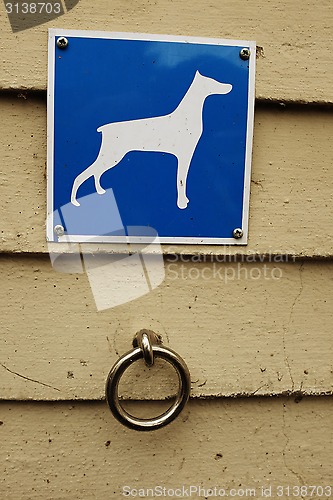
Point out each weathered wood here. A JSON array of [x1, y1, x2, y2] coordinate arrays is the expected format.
[[1, 0, 333, 103], [0, 256, 332, 400], [1, 96, 333, 256], [0, 398, 332, 499]]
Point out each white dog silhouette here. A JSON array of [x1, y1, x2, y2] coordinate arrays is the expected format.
[[71, 71, 232, 209]]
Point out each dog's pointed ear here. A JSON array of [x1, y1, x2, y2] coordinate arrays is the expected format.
[[195, 70, 202, 76]]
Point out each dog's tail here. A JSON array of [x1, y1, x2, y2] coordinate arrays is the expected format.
[[96, 125, 107, 133]]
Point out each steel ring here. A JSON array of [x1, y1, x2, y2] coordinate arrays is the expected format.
[[105, 345, 191, 431]]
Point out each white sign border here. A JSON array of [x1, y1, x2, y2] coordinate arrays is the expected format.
[[47, 28, 256, 246]]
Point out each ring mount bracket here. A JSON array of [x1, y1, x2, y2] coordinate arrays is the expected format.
[[132, 329, 162, 367], [105, 330, 191, 431]]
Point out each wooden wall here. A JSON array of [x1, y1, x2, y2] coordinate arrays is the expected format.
[[1, 1, 332, 498]]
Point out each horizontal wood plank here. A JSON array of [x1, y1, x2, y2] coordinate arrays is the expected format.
[[0, 0, 333, 103], [0, 398, 332, 499], [0, 256, 332, 400], [1, 96, 333, 256]]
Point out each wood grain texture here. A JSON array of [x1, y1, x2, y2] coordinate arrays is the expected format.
[[0, 398, 332, 499], [1, 0, 333, 103], [1, 96, 333, 257], [0, 256, 332, 400]]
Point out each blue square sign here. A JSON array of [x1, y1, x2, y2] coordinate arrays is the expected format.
[[47, 29, 255, 244]]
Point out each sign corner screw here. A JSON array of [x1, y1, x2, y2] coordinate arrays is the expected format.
[[239, 48, 250, 60], [54, 224, 65, 237], [57, 37, 68, 49], [233, 228, 244, 239]]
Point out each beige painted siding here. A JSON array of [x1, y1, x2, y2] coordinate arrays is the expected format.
[[0, 257, 332, 400], [1, 0, 333, 103], [1, 398, 332, 499], [1, 97, 333, 256]]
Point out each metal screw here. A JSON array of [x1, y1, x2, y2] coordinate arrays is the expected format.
[[233, 228, 244, 239], [54, 225, 65, 237], [56, 37, 68, 49], [239, 48, 250, 60]]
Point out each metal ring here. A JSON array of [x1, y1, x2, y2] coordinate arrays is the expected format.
[[105, 345, 191, 431]]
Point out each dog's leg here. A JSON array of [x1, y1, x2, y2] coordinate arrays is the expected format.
[[71, 129, 126, 205], [94, 174, 106, 195], [71, 166, 94, 206], [176, 156, 191, 209], [71, 157, 117, 206]]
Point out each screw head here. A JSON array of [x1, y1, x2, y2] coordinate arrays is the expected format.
[[239, 47, 250, 60], [54, 225, 65, 237], [56, 37, 68, 49], [233, 228, 244, 239]]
